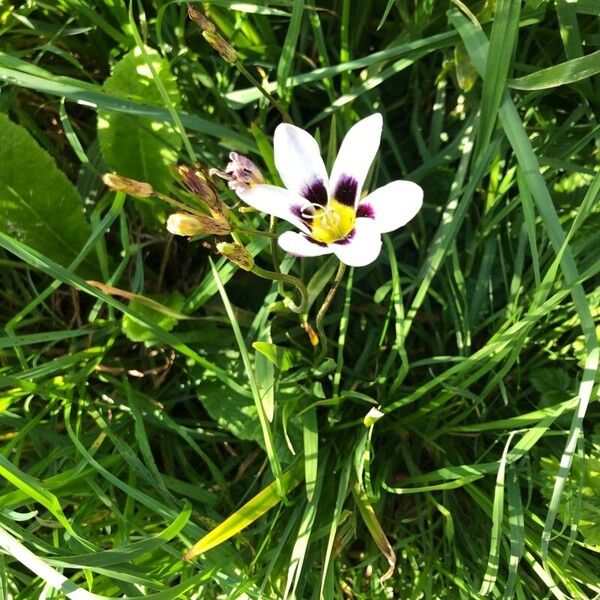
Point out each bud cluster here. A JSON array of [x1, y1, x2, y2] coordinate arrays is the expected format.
[[102, 151, 265, 277]]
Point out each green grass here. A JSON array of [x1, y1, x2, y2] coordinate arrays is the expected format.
[[1, 1, 600, 598]]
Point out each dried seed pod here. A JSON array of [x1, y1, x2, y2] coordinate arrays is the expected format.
[[216, 242, 254, 271], [167, 213, 230, 236], [102, 173, 154, 197], [202, 31, 238, 64], [187, 5, 216, 33], [177, 165, 228, 217]]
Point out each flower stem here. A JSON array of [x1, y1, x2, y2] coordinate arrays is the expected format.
[[234, 61, 292, 123], [252, 265, 308, 314], [235, 225, 278, 239], [155, 192, 205, 217], [269, 215, 288, 302], [269, 216, 281, 272], [315, 261, 347, 361]]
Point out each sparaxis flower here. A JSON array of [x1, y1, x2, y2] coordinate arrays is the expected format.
[[230, 113, 423, 267]]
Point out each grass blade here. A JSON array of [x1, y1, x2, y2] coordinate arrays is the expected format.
[[184, 462, 303, 559], [209, 259, 284, 489]]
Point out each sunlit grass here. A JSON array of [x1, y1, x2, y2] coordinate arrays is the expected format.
[[0, 1, 599, 598]]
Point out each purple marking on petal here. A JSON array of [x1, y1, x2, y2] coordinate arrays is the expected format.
[[335, 228, 356, 245], [304, 234, 328, 247], [301, 179, 328, 206], [333, 175, 358, 206], [291, 204, 314, 229], [356, 203, 374, 219]]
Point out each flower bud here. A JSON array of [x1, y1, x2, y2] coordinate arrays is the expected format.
[[187, 5, 216, 33], [167, 213, 230, 237], [177, 165, 227, 217], [202, 31, 238, 64], [178, 165, 214, 199], [216, 242, 254, 271], [102, 173, 154, 197], [363, 407, 385, 427], [211, 152, 264, 193]]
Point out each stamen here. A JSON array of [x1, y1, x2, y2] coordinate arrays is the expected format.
[[308, 201, 356, 244], [301, 203, 322, 220], [324, 209, 341, 229]]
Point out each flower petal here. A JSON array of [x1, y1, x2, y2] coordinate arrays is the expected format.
[[331, 217, 382, 267], [357, 180, 423, 233], [274, 123, 329, 205], [328, 113, 383, 207], [236, 184, 311, 232], [278, 231, 334, 258]]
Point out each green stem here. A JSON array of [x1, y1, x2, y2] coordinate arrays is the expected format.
[[315, 261, 347, 361], [269, 215, 289, 303], [235, 61, 292, 123], [155, 192, 205, 217], [235, 225, 278, 239], [252, 265, 308, 314]]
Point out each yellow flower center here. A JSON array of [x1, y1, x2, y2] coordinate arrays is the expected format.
[[310, 200, 356, 244]]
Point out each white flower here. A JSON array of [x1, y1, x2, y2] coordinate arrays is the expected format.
[[233, 113, 423, 267]]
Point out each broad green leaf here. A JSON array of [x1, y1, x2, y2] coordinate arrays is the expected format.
[[0, 112, 96, 276], [530, 368, 573, 408], [98, 46, 181, 198], [510, 49, 600, 90], [198, 375, 301, 455], [198, 375, 263, 444], [252, 341, 298, 373]]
